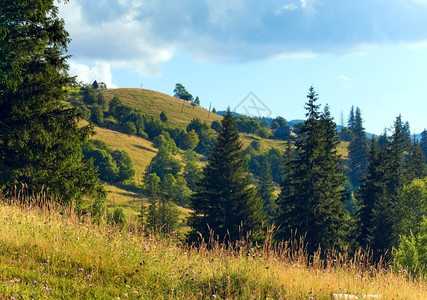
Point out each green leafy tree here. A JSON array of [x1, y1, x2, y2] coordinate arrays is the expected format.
[[90, 104, 104, 125], [153, 132, 178, 154], [108, 95, 122, 115], [398, 178, 427, 238], [176, 129, 199, 150], [81, 85, 97, 105], [160, 111, 168, 123], [188, 109, 266, 243], [111, 150, 135, 183], [144, 147, 182, 181], [0, 0, 103, 204], [173, 83, 193, 101], [275, 87, 349, 254], [395, 217, 427, 276], [122, 121, 137, 135]]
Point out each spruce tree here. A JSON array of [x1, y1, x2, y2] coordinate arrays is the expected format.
[[358, 116, 410, 259], [356, 137, 387, 248], [348, 107, 368, 188], [347, 106, 355, 131], [276, 87, 349, 254], [257, 160, 277, 220], [0, 0, 104, 204], [420, 129, 427, 163], [406, 138, 427, 181], [188, 109, 266, 243]]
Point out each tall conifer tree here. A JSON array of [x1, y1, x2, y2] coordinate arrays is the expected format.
[[257, 160, 277, 220], [0, 0, 104, 204], [356, 137, 387, 248], [348, 107, 368, 188], [406, 138, 427, 181], [188, 110, 266, 243], [419, 129, 427, 163], [276, 87, 349, 254]]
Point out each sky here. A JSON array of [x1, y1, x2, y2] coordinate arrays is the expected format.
[[58, 0, 427, 135]]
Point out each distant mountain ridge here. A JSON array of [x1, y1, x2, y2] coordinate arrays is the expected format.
[[217, 110, 425, 139]]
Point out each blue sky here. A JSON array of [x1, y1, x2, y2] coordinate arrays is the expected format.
[[59, 0, 427, 134]]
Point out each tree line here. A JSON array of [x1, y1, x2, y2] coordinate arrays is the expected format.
[[2, 0, 426, 274]]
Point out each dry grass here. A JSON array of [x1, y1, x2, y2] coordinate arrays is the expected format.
[[101, 88, 222, 126], [240, 133, 290, 152], [91, 125, 158, 184], [0, 200, 425, 299]]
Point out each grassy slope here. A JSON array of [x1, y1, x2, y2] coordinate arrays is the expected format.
[[79, 88, 349, 226], [0, 202, 425, 299], [101, 88, 222, 126]]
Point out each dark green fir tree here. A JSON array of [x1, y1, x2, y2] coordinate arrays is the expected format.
[[348, 107, 368, 188], [275, 87, 349, 254], [420, 129, 427, 162], [356, 137, 387, 249], [257, 160, 277, 221], [188, 109, 266, 243], [405, 137, 427, 181], [0, 0, 104, 205]]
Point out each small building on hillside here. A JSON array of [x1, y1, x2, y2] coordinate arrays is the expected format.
[[92, 80, 107, 89]]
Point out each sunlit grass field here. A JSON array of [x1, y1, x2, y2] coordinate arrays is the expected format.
[[0, 200, 425, 299], [101, 88, 222, 126]]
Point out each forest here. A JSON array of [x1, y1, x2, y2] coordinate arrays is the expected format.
[[1, 1, 427, 298]]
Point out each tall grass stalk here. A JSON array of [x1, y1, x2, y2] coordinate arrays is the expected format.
[[0, 193, 425, 299]]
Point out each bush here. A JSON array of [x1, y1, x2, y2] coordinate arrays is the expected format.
[[112, 207, 127, 229], [122, 121, 137, 135], [90, 104, 104, 125]]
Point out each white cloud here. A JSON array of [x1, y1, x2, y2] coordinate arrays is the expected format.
[[339, 75, 351, 88], [59, 0, 174, 77], [69, 61, 117, 88], [275, 3, 299, 15], [58, 0, 427, 77]]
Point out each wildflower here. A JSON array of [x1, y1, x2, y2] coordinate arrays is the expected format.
[[78, 268, 84, 271], [33, 281, 38, 285], [89, 284, 93, 288], [87, 275, 92, 279], [43, 287, 50, 290], [212, 295, 216, 298]]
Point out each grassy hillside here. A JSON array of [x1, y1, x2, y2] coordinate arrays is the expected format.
[[101, 88, 222, 126], [76, 88, 349, 229], [0, 201, 425, 299], [91, 125, 158, 184]]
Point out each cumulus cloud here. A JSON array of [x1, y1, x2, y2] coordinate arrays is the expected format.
[[69, 62, 117, 88], [59, 0, 174, 77], [58, 0, 427, 76]]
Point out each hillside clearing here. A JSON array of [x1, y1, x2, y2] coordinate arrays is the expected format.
[[101, 88, 222, 126]]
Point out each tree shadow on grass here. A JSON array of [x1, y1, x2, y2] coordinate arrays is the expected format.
[[133, 144, 157, 153]]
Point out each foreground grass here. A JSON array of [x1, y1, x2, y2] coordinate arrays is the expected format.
[[0, 201, 425, 299]]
